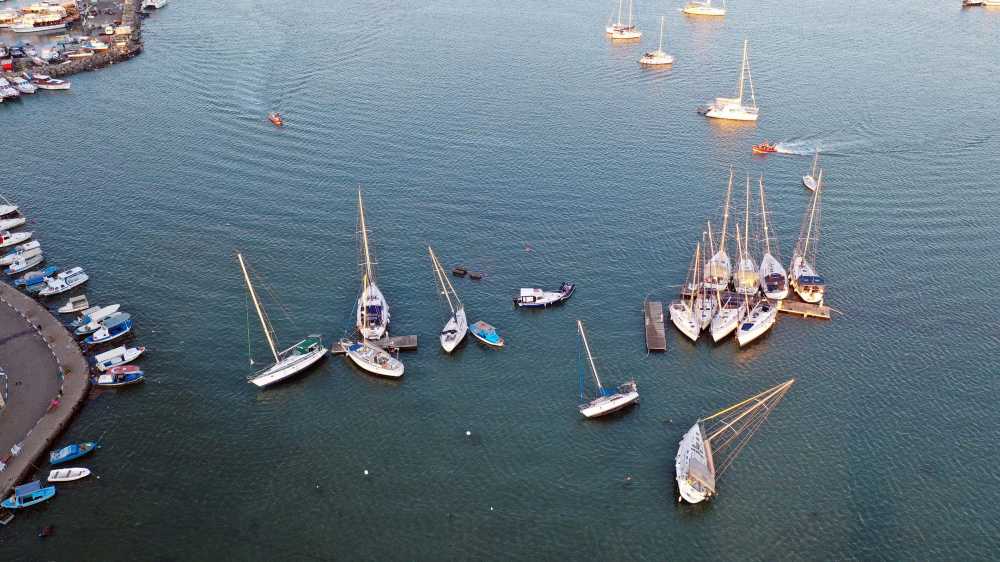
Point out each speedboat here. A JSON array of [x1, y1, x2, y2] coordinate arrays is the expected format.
[[709, 293, 746, 342], [469, 320, 504, 347], [0, 230, 32, 248], [514, 282, 575, 307], [751, 142, 777, 153], [11, 76, 36, 93], [74, 304, 121, 334], [1, 481, 55, 509], [92, 345, 145, 371], [38, 266, 89, 296], [268, 112, 283, 126], [93, 365, 144, 387], [48, 467, 91, 482], [735, 298, 777, 346], [57, 294, 89, 314], [13, 266, 56, 287], [4, 248, 44, 275], [340, 339, 404, 378], [84, 312, 132, 344], [0, 216, 26, 230], [50, 442, 97, 464]]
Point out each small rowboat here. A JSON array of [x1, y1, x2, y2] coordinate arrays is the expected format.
[[469, 321, 504, 347], [50, 442, 98, 464], [1, 481, 55, 509], [268, 112, 283, 126], [48, 467, 91, 482], [751, 143, 778, 153]]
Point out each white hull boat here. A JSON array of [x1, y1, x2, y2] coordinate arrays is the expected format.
[[0, 230, 32, 249], [680, 0, 726, 16], [71, 304, 112, 326], [676, 422, 715, 503], [709, 294, 746, 342], [577, 320, 638, 418], [790, 169, 825, 304], [703, 39, 758, 121], [93, 345, 145, 371], [142, 0, 167, 8], [736, 299, 777, 346], [803, 151, 819, 191], [11, 77, 36, 94], [0, 241, 40, 266], [639, 16, 674, 65], [5, 250, 44, 274], [13, 21, 66, 33], [74, 304, 122, 334], [790, 257, 825, 304], [355, 188, 390, 340], [340, 340, 404, 378], [759, 253, 789, 300], [608, 0, 640, 39], [0, 205, 18, 216], [669, 301, 700, 341], [0, 216, 26, 230], [695, 291, 717, 330], [249, 338, 327, 387], [34, 78, 71, 90], [704, 250, 731, 291], [39, 267, 88, 296], [48, 468, 91, 482], [429, 246, 468, 353], [57, 295, 89, 314]]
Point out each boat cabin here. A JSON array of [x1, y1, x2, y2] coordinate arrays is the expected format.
[[293, 335, 323, 355], [517, 288, 544, 305]]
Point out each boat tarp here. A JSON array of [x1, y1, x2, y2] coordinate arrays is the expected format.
[[797, 275, 825, 286], [104, 313, 130, 328], [93, 346, 126, 362], [13, 481, 41, 497]]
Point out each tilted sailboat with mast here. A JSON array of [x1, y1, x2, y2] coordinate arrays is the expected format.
[[428, 246, 468, 353], [702, 39, 759, 121], [355, 187, 389, 340], [577, 320, 638, 418], [675, 379, 794, 503], [670, 242, 702, 341], [758, 174, 789, 299], [790, 170, 826, 303], [238, 253, 327, 388]]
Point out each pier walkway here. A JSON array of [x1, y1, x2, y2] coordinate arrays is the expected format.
[[0, 282, 89, 494], [643, 301, 666, 351]]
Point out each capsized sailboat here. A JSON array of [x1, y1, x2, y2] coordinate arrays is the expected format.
[[758, 174, 789, 299], [356, 188, 390, 340], [702, 39, 758, 121], [238, 252, 327, 388], [429, 246, 468, 353], [790, 170, 826, 303], [669, 242, 701, 341], [675, 379, 794, 503], [577, 320, 638, 418]]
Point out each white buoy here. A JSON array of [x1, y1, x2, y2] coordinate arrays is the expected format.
[[364, 470, 369, 476], [466, 431, 471, 436]]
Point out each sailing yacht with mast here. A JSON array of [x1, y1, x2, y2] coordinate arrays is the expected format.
[[610, 0, 642, 39], [675, 380, 794, 503], [356, 188, 389, 340], [606, 0, 623, 33], [758, 175, 788, 299], [704, 172, 733, 291], [790, 170, 826, 303], [803, 150, 819, 191], [238, 253, 327, 388], [697, 230, 718, 329], [577, 320, 638, 418], [681, 0, 726, 16], [735, 294, 777, 346], [703, 39, 759, 121], [639, 16, 674, 65], [709, 293, 745, 342], [428, 246, 467, 353], [732, 175, 758, 296], [669, 242, 701, 341]]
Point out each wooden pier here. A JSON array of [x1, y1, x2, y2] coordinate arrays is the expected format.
[[775, 300, 831, 319], [330, 335, 418, 354], [643, 301, 666, 351]]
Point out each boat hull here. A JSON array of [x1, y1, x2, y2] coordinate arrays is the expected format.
[[802, 175, 817, 191], [675, 423, 714, 504], [94, 346, 145, 371], [50, 442, 96, 464], [706, 109, 759, 121], [669, 302, 699, 341], [736, 301, 777, 346], [249, 346, 328, 387], [92, 372, 145, 386], [357, 282, 389, 340], [580, 389, 639, 418], [439, 306, 468, 353]]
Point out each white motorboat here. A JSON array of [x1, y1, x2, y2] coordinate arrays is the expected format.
[[676, 380, 794, 503], [38, 266, 88, 296], [70, 304, 105, 326], [355, 188, 390, 340], [681, 0, 726, 16], [670, 242, 702, 341], [57, 295, 89, 314], [803, 150, 819, 191], [639, 16, 674, 65], [340, 339, 404, 378], [0, 230, 32, 249], [428, 246, 468, 353], [238, 253, 328, 388], [32, 77, 71, 90], [0, 216, 25, 230], [85, 312, 132, 344], [0, 204, 17, 216], [757, 175, 789, 300], [48, 468, 91, 482], [514, 283, 576, 307], [576, 320, 638, 418], [610, 0, 641, 38], [709, 293, 745, 342], [86, 38, 108, 50], [790, 170, 826, 304], [0, 241, 40, 266], [4, 248, 44, 275], [92, 345, 145, 371], [703, 39, 759, 121], [0, 79, 19, 100], [10, 77, 36, 94], [142, 0, 167, 8], [73, 304, 121, 334], [735, 298, 777, 346]]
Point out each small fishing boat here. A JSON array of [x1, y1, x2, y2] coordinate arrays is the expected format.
[[670, 242, 702, 341], [751, 142, 777, 153], [638, 16, 674, 65], [50, 442, 97, 464], [268, 112, 282, 126], [93, 367, 144, 387], [38, 266, 89, 296], [790, 170, 826, 303], [48, 467, 91, 482], [0, 216, 26, 230], [963, 0, 984, 6], [576, 320, 638, 418], [680, 0, 726, 16], [73, 304, 121, 334], [0, 204, 18, 217], [702, 40, 758, 121], [429, 246, 468, 353], [92, 346, 145, 371], [340, 339, 404, 378], [70, 305, 104, 326], [14, 266, 56, 287], [803, 150, 819, 191], [735, 298, 777, 346], [709, 293, 745, 342], [86, 38, 108, 50], [0, 79, 20, 99], [514, 282, 575, 307], [0, 240, 40, 266], [1, 481, 56, 509], [32, 77, 71, 90], [0, 230, 32, 248], [85, 313, 132, 344], [4, 248, 44, 275], [758, 175, 789, 299], [676, 380, 793, 503], [469, 321, 504, 347], [57, 295, 89, 314]]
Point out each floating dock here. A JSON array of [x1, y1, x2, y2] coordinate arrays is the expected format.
[[644, 301, 666, 351], [775, 300, 831, 319]]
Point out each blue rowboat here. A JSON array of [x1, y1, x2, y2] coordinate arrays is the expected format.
[[0, 481, 56, 509], [470, 321, 504, 347], [14, 266, 56, 286], [50, 442, 97, 464]]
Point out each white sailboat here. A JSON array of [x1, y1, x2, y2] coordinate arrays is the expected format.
[[610, 0, 642, 39], [735, 295, 777, 346], [703, 39, 758, 121], [675, 379, 794, 503], [790, 170, 826, 304], [669, 242, 701, 341], [758, 174, 789, 299], [339, 336, 404, 378], [680, 0, 726, 16], [709, 292, 745, 342], [732, 175, 758, 296], [238, 252, 328, 388], [639, 16, 674, 65], [606, 0, 623, 33], [803, 150, 819, 191], [577, 320, 638, 418], [704, 170, 733, 291], [697, 230, 719, 329], [355, 188, 390, 340], [428, 246, 468, 353]]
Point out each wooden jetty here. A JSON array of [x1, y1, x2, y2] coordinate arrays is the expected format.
[[775, 300, 831, 319], [643, 301, 666, 351], [330, 335, 418, 354]]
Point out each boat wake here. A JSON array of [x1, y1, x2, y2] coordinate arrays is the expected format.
[[773, 138, 867, 156]]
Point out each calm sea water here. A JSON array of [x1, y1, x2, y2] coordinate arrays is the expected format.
[[2, 0, 999, 559]]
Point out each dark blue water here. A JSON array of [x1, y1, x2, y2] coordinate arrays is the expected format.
[[2, 0, 999, 558]]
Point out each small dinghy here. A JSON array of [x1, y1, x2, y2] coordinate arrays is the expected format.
[[340, 339, 404, 378], [1, 481, 55, 509], [469, 321, 504, 347], [268, 112, 283, 126], [57, 295, 89, 314], [50, 442, 97, 464], [0, 204, 17, 217], [0, 216, 25, 230], [73, 304, 121, 334], [0, 230, 32, 248], [39, 267, 89, 296], [85, 313, 132, 344], [48, 467, 91, 482], [513, 282, 576, 307], [0, 511, 13, 525], [92, 346, 145, 371], [93, 366, 144, 387], [14, 266, 56, 286], [4, 248, 44, 275], [0, 240, 41, 266]]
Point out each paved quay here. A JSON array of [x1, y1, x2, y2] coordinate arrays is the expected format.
[[0, 282, 90, 495]]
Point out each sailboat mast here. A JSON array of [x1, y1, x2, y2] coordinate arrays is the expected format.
[[720, 167, 733, 252], [577, 320, 603, 390], [627, 0, 633, 27], [617, 0, 623, 25], [358, 188, 375, 288], [759, 175, 771, 255], [737, 39, 747, 103], [658, 15, 664, 51], [800, 170, 822, 262], [690, 243, 701, 311], [706, 224, 722, 308], [428, 246, 456, 315], [812, 151, 819, 177], [744, 173, 751, 259], [706, 379, 794, 441], [238, 253, 279, 363]]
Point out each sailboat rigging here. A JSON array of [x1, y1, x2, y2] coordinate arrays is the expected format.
[[803, 150, 819, 191], [610, 0, 642, 39], [577, 320, 638, 418], [705, 169, 733, 291], [639, 16, 675, 65], [429, 246, 468, 353]]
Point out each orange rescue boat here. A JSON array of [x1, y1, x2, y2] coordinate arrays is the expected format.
[[268, 112, 283, 126]]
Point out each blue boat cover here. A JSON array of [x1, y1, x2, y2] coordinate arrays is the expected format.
[[349, 344, 363, 351], [14, 481, 41, 497], [798, 275, 825, 286]]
